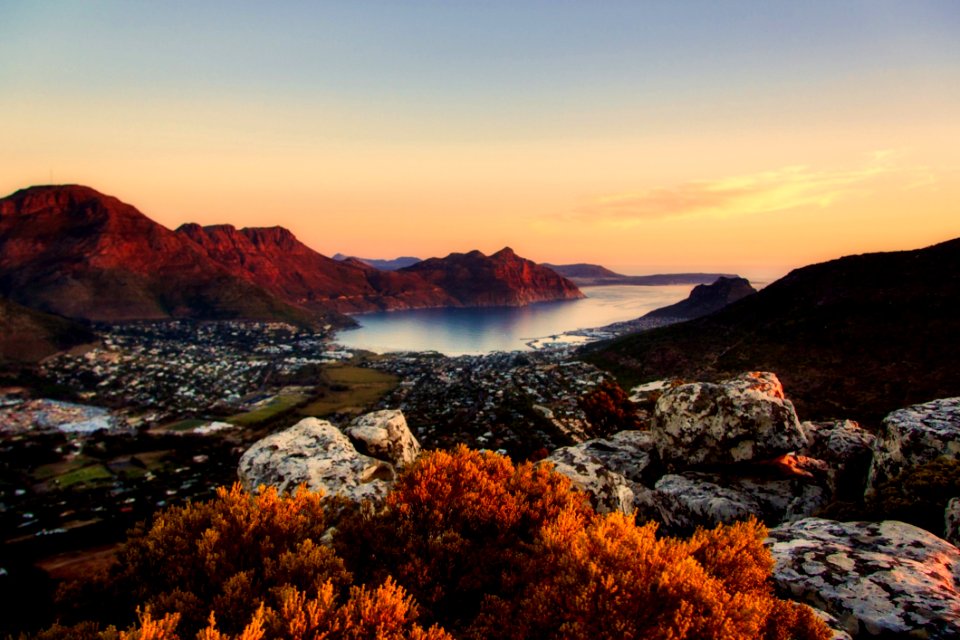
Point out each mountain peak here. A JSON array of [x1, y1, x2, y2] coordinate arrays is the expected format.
[[402, 246, 584, 306], [241, 226, 298, 249], [0, 184, 135, 222]]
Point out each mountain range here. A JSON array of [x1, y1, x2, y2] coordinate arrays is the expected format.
[[0, 185, 583, 331], [543, 263, 736, 287], [584, 238, 960, 426], [332, 254, 422, 271]]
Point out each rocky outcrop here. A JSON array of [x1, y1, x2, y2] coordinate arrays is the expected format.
[[571, 430, 657, 483], [866, 397, 960, 494], [345, 409, 421, 468], [238, 417, 398, 503], [651, 474, 761, 532], [800, 420, 876, 498], [768, 517, 960, 638], [808, 607, 854, 640], [543, 445, 637, 514], [652, 372, 807, 468], [649, 471, 829, 534]]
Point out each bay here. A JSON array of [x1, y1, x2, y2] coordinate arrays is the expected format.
[[333, 285, 694, 356]]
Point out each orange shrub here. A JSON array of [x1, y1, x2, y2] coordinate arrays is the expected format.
[[470, 512, 829, 640], [336, 445, 593, 630], [33, 447, 829, 640], [107, 483, 349, 635]]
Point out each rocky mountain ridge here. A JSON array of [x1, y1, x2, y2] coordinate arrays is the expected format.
[[405, 247, 584, 307], [0, 185, 583, 327]]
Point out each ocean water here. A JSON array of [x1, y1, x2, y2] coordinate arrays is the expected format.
[[334, 285, 694, 356]]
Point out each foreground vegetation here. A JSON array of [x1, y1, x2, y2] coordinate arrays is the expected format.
[[21, 448, 829, 640]]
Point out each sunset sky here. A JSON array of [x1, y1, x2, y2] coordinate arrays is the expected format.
[[2, 1, 958, 279]]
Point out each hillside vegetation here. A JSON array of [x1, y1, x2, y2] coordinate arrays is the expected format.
[[24, 448, 828, 640], [585, 238, 960, 426]]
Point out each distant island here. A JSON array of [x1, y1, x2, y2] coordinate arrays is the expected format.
[[543, 263, 738, 287]]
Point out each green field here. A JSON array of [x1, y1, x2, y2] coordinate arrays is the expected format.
[[156, 418, 208, 433], [55, 464, 113, 488], [33, 455, 98, 481], [298, 365, 398, 417], [228, 390, 310, 427]]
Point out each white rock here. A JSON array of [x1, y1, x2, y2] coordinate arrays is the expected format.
[[800, 420, 876, 498], [345, 409, 421, 468], [767, 517, 960, 638], [867, 397, 960, 494], [544, 445, 637, 515], [808, 606, 854, 640], [652, 474, 761, 532], [628, 379, 676, 404], [238, 417, 394, 504], [576, 430, 657, 484], [652, 372, 807, 467], [646, 469, 830, 534]]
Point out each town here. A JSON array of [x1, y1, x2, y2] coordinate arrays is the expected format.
[[1, 319, 623, 572]]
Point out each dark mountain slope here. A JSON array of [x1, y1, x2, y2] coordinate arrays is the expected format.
[[583, 238, 960, 426], [0, 296, 95, 364]]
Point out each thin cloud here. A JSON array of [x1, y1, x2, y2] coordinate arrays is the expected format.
[[569, 157, 930, 225]]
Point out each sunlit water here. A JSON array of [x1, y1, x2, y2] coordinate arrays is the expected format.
[[334, 285, 695, 356]]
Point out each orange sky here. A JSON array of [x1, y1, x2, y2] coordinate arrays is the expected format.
[[2, 3, 958, 280]]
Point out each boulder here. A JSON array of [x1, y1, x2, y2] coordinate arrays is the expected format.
[[800, 420, 876, 498], [652, 474, 761, 533], [652, 372, 807, 468], [808, 607, 854, 640], [947, 498, 960, 547], [238, 417, 395, 503], [629, 379, 676, 405], [544, 445, 637, 514], [574, 430, 657, 484], [867, 397, 960, 494], [768, 517, 960, 638], [345, 409, 421, 468], [650, 471, 828, 534]]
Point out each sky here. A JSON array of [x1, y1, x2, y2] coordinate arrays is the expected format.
[[2, 1, 958, 280]]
